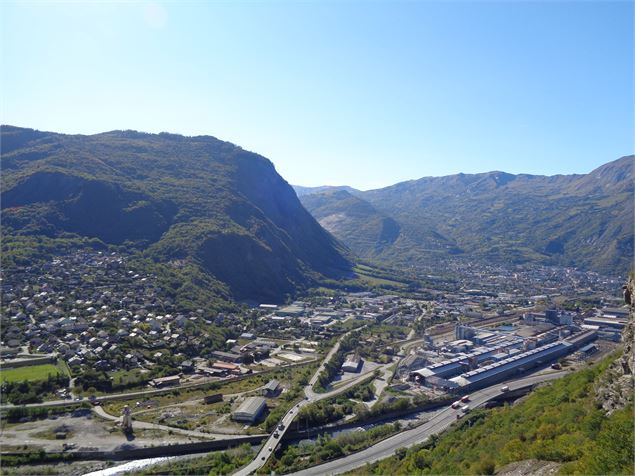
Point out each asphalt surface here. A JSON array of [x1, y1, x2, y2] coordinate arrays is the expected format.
[[233, 328, 370, 476], [288, 371, 568, 476]]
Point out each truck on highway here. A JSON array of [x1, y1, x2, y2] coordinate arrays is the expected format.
[[451, 401, 461, 409], [461, 395, 470, 402]]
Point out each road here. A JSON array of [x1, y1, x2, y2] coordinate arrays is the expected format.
[[234, 327, 444, 475], [91, 405, 264, 441], [288, 371, 568, 476], [233, 327, 368, 476], [0, 358, 318, 412]]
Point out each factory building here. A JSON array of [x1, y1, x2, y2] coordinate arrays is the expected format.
[[449, 330, 597, 392], [583, 317, 627, 331], [575, 343, 598, 360], [232, 396, 267, 423], [342, 354, 362, 373], [565, 329, 598, 347], [449, 341, 573, 391], [601, 307, 630, 319], [410, 341, 523, 382], [261, 379, 281, 397]]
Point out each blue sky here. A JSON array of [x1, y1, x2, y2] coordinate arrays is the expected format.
[[2, 1, 633, 190]]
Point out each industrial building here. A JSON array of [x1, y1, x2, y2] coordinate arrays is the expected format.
[[448, 330, 597, 392], [583, 317, 627, 331], [575, 343, 598, 360], [449, 341, 573, 391], [232, 396, 267, 423], [342, 354, 362, 373], [410, 341, 523, 382], [211, 350, 244, 363], [261, 379, 281, 397]]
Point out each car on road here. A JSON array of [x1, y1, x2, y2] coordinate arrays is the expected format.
[[501, 385, 509, 392], [278, 423, 285, 430], [268, 446, 273, 452], [461, 405, 470, 413], [273, 432, 280, 438]]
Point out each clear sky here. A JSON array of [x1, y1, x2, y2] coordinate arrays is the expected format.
[[2, 1, 633, 190]]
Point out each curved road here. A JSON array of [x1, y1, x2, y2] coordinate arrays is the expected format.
[[233, 327, 370, 476], [92, 405, 267, 441], [288, 371, 568, 476]]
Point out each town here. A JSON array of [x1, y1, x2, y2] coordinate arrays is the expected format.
[[0, 247, 628, 475]]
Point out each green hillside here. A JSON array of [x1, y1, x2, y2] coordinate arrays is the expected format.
[[352, 355, 634, 475], [299, 190, 400, 258], [299, 156, 634, 274], [1, 126, 352, 304]]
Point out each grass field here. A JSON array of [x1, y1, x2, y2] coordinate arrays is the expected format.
[[352, 265, 408, 288], [0, 364, 62, 383], [357, 273, 407, 288]]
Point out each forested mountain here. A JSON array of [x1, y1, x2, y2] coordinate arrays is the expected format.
[[298, 190, 400, 258], [1, 126, 351, 303], [298, 156, 634, 274]]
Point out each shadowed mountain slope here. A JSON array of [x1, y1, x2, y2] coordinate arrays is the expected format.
[[1, 125, 352, 303]]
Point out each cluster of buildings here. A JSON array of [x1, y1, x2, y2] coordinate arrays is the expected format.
[[252, 293, 418, 341], [407, 299, 627, 394], [0, 251, 247, 378], [426, 258, 624, 300]]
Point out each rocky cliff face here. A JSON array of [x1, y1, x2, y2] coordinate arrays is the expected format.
[[595, 274, 635, 414]]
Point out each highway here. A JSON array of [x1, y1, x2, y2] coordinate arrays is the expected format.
[[288, 370, 568, 476]]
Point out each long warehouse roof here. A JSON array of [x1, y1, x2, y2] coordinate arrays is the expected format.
[[450, 341, 571, 386], [414, 340, 522, 375]]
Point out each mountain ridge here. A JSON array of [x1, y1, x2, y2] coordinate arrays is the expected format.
[[297, 155, 634, 274], [1, 125, 352, 304]]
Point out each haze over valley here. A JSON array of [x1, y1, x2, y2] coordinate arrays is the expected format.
[[1, 1, 633, 475]]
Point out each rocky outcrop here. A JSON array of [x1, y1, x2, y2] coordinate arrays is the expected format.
[[595, 274, 635, 414], [495, 459, 561, 476]]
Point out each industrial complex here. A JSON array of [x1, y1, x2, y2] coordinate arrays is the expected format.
[[406, 308, 609, 395]]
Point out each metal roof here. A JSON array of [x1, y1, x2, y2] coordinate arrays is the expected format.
[[451, 341, 571, 385], [236, 397, 266, 415], [413, 340, 523, 376]]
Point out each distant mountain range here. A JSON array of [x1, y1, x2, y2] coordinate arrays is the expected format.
[[2, 124, 631, 308], [295, 156, 634, 275], [1, 126, 352, 303]]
